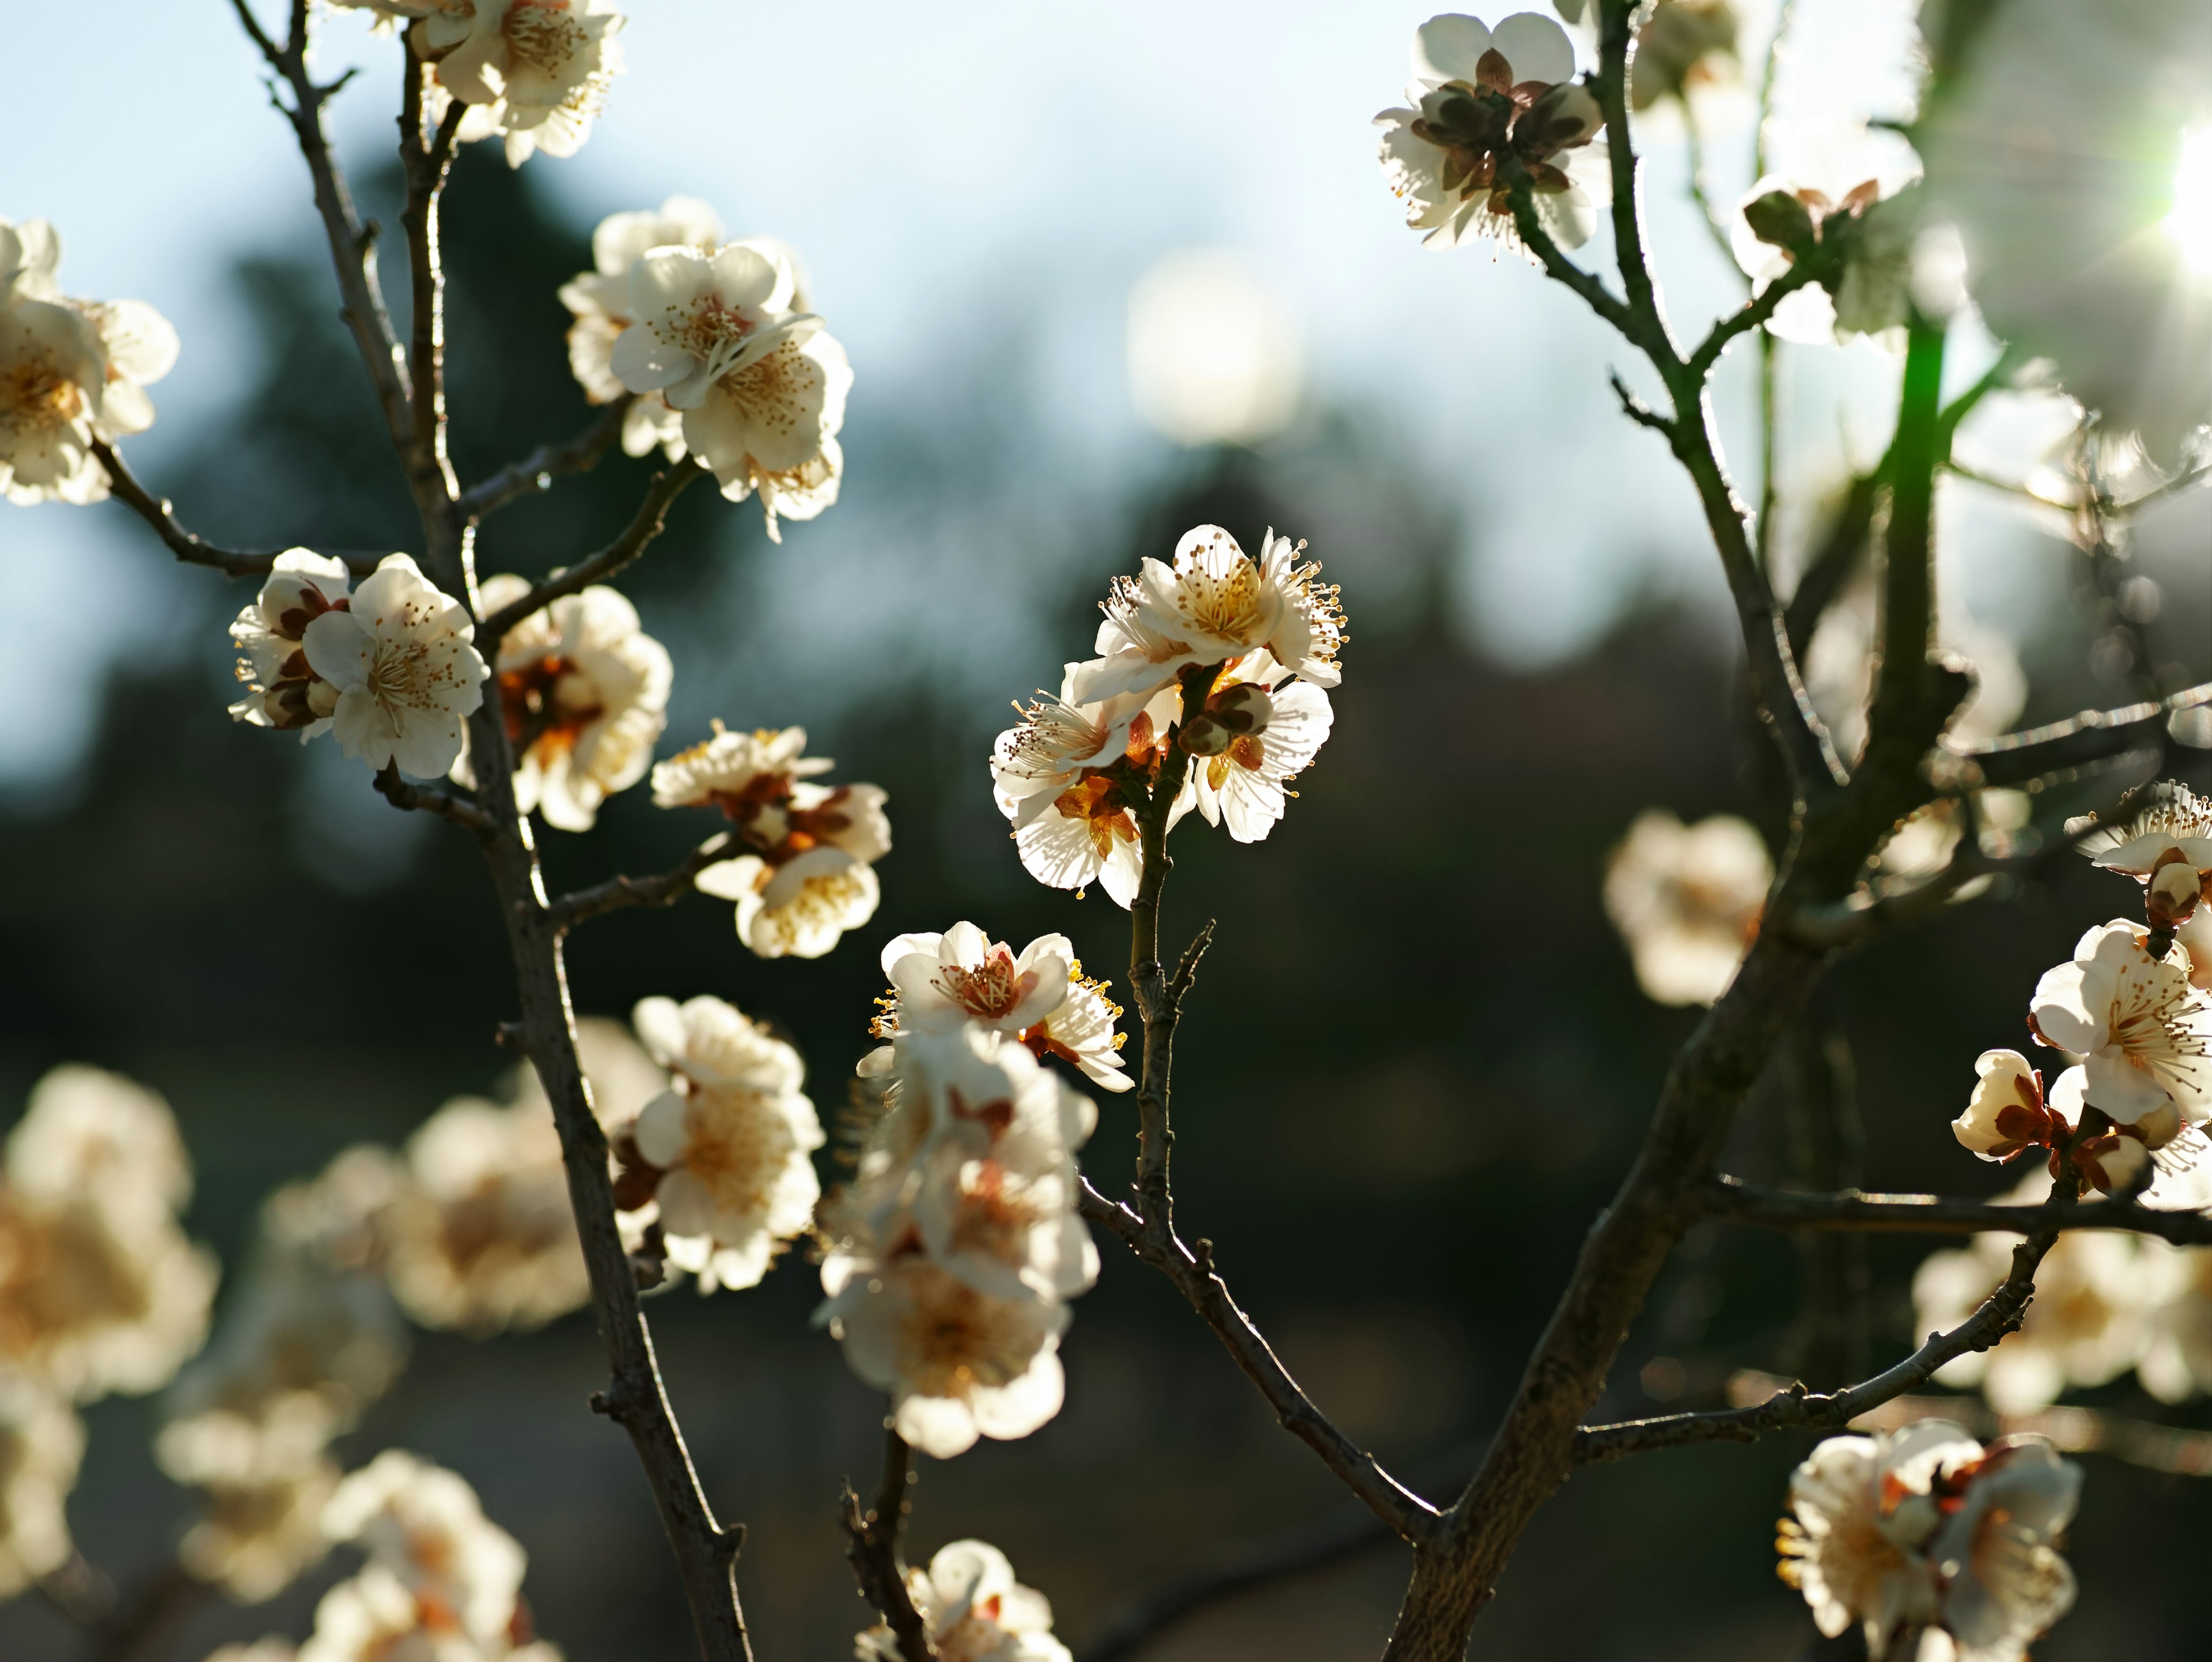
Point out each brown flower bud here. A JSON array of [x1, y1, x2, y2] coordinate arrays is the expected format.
[[2148, 850, 2202, 927], [1208, 683, 1274, 737], [1178, 713, 1232, 756], [1743, 189, 1817, 256]]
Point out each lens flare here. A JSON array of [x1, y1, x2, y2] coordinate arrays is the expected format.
[[2167, 123, 2212, 275]]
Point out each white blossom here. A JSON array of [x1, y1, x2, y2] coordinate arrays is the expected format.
[[1374, 11, 1610, 252], [300, 554, 488, 779], [1952, 1049, 2056, 1163], [1929, 1438, 2081, 1662], [460, 576, 671, 831], [1603, 810, 1771, 1006], [1184, 649, 1334, 845], [988, 677, 1171, 910], [423, 0, 626, 166], [203, 1641, 298, 1662], [2068, 784, 2212, 962], [653, 724, 890, 959], [228, 550, 354, 737], [319, 1451, 527, 1653], [625, 995, 824, 1292], [0, 1066, 218, 1402], [2029, 920, 2212, 1130], [559, 195, 726, 457], [1730, 118, 1925, 344], [1628, 0, 1743, 118], [1069, 525, 1344, 707], [0, 217, 62, 306], [856, 1538, 1073, 1662], [865, 925, 1133, 1094], [608, 243, 850, 540], [0, 1373, 83, 1599]]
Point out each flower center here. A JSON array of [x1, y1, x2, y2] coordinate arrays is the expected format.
[[933, 949, 1035, 1021], [1, 354, 82, 434], [1176, 555, 1266, 642], [502, 1, 588, 75]]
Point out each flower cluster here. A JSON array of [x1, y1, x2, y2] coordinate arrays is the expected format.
[[0, 216, 176, 505], [227, 552, 490, 781], [0, 1067, 217, 1595], [855, 1538, 1072, 1662], [817, 1019, 1099, 1459], [1374, 12, 1609, 252], [991, 525, 1342, 906], [607, 994, 825, 1292], [1603, 809, 1772, 1007], [1779, 1421, 2080, 1661], [1730, 118, 1927, 345], [582, 214, 850, 540], [652, 723, 891, 958], [455, 576, 671, 831]]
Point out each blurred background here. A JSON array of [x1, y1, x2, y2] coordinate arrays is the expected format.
[[3, 2, 2210, 1658]]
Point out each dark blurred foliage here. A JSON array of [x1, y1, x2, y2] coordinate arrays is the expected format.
[[2, 144, 2210, 1662]]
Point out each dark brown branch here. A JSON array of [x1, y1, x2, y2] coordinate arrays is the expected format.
[[548, 834, 734, 930], [461, 397, 637, 519], [1698, 1176, 2212, 1246], [842, 1428, 935, 1662], [1782, 471, 1879, 658], [1081, 1180, 1438, 1541], [90, 440, 382, 579], [1573, 1228, 2055, 1464], [1685, 255, 1833, 381], [1944, 683, 2209, 788], [373, 762, 499, 836], [400, 51, 467, 512], [86, 1558, 212, 1662], [478, 459, 709, 641]]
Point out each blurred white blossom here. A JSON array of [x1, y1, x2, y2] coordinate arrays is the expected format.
[[1779, 1419, 1969, 1656], [300, 554, 488, 779], [1730, 118, 1924, 344], [458, 577, 670, 831], [423, 0, 626, 166], [856, 1538, 1073, 1662], [1126, 251, 1305, 448], [0, 1372, 83, 1599], [1603, 810, 1771, 1006]]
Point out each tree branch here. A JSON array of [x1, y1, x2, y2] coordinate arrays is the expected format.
[[1942, 683, 2210, 789], [478, 458, 709, 642], [1572, 1228, 2054, 1464], [1698, 1176, 2212, 1247], [547, 834, 734, 931], [1684, 255, 1832, 381], [460, 397, 637, 520], [373, 762, 499, 836], [1081, 1180, 1438, 1542], [400, 47, 468, 531], [89, 439, 383, 580], [842, 1428, 935, 1662]]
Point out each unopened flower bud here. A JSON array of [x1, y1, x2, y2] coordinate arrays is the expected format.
[[2070, 1130, 2149, 1195], [1178, 713, 1232, 756], [1519, 81, 1604, 155], [1743, 189, 1817, 256], [2149, 853, 2202, 927], [1209, 683, 1274, 737]]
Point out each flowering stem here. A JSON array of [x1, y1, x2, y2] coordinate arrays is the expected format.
[[547, 834, 736, 932], [460, 396, 639, 520], [842, 1429, 935, 1662], [88, 438, 384, 580], [399, 47, 468, 555], [372, 762, 498, 837], [1698, 1176, 2212, 1245], [478, 458, 710, 642]]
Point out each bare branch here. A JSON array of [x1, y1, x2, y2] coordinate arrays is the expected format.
[[1607, 369, 1676, 437], [372, 762, 499, 836], [548, 835, 735, 931], [1782, 470, 1880, 657], [1943, 683, 2209, 788], [461, 397, 638, 520], [1081, 1180, 1439, 1541], [90, 439, 382, 580], [842, 1429, 936, 1662], [1684, 255, 1832, 381], [1801, 1378, 2212, 1478], [400, 49, 468, 509], [1698, 1176, 2212, 1247], [1572, 1229, 2054, 1464], [478, 459, 710, 642]]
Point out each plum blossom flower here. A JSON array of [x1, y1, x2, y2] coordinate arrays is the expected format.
[[652, 723, 890, 959], [422, 0, 626, 166], [318, 1451, 529, 1653], [0, 1373, 83, 1599], [988, 678, 1175, 910], [559, 195, 726, 457], [622, 994, 824, 1292], [1374, 11, 1609, 252], [856, 1538, 1073, 1662], [0, 228, 177, 505], [1628, 0, 1742, 116], [459, 576, 670, 831], [1068, 526, 1344, 707], [2029, 921, 2212, 1131], [1183, 650, 1334, 845], [608, 243, 850, 540], [862, 925, 1134, 1094], [228, 551, 354, 737], [1951, 1051, 2154, 1192], [1953, 1050, 2061, 1163], [1929, 1438, 2081, 1662], [300, 554, 488, 779], [0, 1066, 218, 1403], [1729, 118, 1926, 345], [1778, 1420, 1978, 1656], [2068, 783, 2212, 979], [1603, 810, 1771, 1006]]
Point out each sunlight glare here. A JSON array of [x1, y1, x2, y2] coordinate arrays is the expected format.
[[2166, 123, 2212, 275]]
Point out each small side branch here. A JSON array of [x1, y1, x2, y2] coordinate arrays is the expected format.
[[1685, 256, 1832, 381], [461, 398, 638, 519], [479, 459, 709, 642], [373, 762, 498, 836], [548, 834, 734, 931], [1080, 1180, 1439, 1542], [1573, 1228, 2055, 1465], [91, 440, 381, 579], [1699, 1176, 2212, 1247], [842, 1429, 935, 1662], [1948, 682, 2211, 789]]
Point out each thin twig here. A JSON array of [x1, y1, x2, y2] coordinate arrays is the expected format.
[[372, 762, 499, 836], [1945, 681, 2211, 789], [842, 1429, 935, 1662], [1572, 1229, 2055, 1464], [1081, 1180, 1438, 1542], [1698, 1176, 2212, 1246], [90, 440, 382, 579], [461, 398, 637, 519], [1684, 255, 1831, 381], [1679, 105, 1743, 272], [547, 835, 734, 930], [1804, 1379, 2212, 1478], [478, 459, 709, 641]]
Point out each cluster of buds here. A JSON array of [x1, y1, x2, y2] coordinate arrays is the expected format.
[[1953, 1049, 2153, 1195]]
